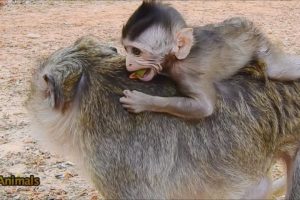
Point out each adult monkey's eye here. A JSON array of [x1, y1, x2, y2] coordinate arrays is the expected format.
[[131, 47, 142, 56]]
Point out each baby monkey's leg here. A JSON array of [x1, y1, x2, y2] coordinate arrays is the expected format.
[[120, 87, 215, 119], [225, 17, 300, 81], [265, 52, 300, 81], [256, 34, 300, 81]]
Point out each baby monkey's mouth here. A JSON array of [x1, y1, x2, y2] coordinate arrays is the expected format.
[[129, 68, 156, 81]]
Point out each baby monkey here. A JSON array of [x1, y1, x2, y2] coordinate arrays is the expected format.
[[120, 0, 300, 119]]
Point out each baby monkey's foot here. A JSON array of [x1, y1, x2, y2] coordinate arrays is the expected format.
[[120, 90, 153, 113]]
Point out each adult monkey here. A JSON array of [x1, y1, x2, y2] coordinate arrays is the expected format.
[[120, 1, 300, 119], [27, 36, 300, 199]]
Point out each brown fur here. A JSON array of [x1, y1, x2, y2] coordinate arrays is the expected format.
[[27, 36, 300, 199]]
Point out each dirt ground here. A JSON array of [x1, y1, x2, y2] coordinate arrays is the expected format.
[[1, 0, 300, 199]]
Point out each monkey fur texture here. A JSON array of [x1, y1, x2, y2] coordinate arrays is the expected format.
[[27, 36, 300, 199]]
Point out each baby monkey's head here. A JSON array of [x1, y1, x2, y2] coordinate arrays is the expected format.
[[121, 0, 193, 81]]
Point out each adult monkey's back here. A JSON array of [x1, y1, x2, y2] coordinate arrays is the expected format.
[[27, 36, 300, 199]]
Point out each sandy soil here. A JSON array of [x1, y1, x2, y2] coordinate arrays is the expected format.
[[1, 0, 300, 199]]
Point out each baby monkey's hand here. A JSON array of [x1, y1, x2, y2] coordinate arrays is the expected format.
[[120, 90, 154, 113]]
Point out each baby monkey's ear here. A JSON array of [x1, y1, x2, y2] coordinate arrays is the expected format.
[[173, 28, 194, 60]]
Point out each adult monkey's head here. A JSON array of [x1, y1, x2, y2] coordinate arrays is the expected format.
[[121, 0, 193, 81]]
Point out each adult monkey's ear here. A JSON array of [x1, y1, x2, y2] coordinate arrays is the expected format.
[[43, 74, 62, 110], [173, 28, 194, 60]]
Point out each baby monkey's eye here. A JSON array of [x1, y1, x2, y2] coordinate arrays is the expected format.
[[131, 47, 142, 56]]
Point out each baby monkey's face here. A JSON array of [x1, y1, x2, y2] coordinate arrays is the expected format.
[[123, 42, 164, 82], [122, 26, 194, 82]]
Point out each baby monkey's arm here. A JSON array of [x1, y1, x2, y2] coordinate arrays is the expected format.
[[120, 83, 216, 119]]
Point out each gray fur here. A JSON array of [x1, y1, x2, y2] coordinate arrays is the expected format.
[[286, 147, 300, 200], [27, 36, 300, 199]]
